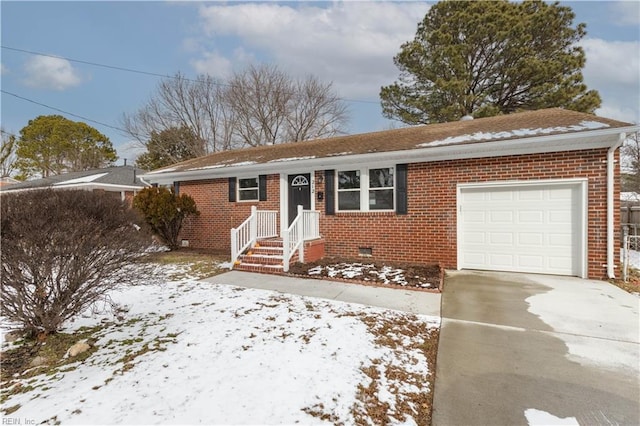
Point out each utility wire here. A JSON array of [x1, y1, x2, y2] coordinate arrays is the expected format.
[[2, 45, 193, 84], [1, 45, 380, 105], [1, 89, 134, 136]]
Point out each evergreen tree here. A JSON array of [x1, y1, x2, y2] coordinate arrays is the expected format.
[[380, 0, 601, 124], [136, 126, 205, 171], [15, 115, 117, 179]]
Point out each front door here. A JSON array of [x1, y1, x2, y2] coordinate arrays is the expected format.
[[288, 173, 311, 225]]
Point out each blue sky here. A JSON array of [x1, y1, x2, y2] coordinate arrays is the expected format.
[[1, 1, 639, 165]]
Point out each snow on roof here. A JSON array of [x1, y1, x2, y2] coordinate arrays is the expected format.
[[187, 161, 257, 172], [268, 156, 316, 163], [417, 121, 611, 147], [53, 172, 109, 185]]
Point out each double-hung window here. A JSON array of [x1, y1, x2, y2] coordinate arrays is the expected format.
[[238, 177, 259, 201], [337, 167, 395, 211]]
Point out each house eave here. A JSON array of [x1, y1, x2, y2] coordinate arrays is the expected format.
[[141, 125, 637, 185], [0, 182, 148, 193]]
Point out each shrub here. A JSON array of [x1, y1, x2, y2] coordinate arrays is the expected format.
[[0, 189, 152, 337], [133, 187, 199, 250]]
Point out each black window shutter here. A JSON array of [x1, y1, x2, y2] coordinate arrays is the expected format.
[[396, 164, 408, 215], [259, 175, 267, 201], [228, 177, 236, 202], [325, 169, 335, 215]]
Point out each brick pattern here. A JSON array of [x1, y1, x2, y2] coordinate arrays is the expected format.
[[179, 175, 280, 250], [177, 148, 618, 279]]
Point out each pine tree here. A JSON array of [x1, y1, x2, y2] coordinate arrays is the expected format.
[[380, 0, 601, 124]]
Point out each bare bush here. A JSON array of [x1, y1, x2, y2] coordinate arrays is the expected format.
[[0, 190, 153, 337]]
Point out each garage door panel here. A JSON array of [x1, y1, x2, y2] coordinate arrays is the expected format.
[[490, 191, 513, 201], [464, 232, 486, 244], [548, 233, 572, 247], [489, 233, 513, 244], [490, 210, 513, 223], [518, 190, 544, 200], [518, 232, 544, 246], [465, 211, 486, 222], [518, 210, 544, 223], [518, 255, 544, 269], [549, 210, 572, 223], [459, 183, 583, 276], [489, 253, 514, 267]]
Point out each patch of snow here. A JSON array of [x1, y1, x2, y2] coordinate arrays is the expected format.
[[327, 151, 353, 157], [54, 172, 108, 185], [525, 276, 640, 372], [307, 262, 436, 288], [187, 164, 227, 171], [1, 262, 438, 425], [620, 248, 640, 270], [268, 156, 316, 162], [525, 409, 578, 425], [621, 192, 640, 202], [146, 167, 177, 174], [417, 120, 611, 147], [188, 161, 258, 171], [218, 261, 234, 270]]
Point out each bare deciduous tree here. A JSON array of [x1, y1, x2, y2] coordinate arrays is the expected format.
[[1, 128, 18, 178], [122, 65, 349, 160], [285, 75, 349, 143], [225, 64, 291, 147], [1, 190, 152, 337], [622, 132, 640, 193], [122, 73, 235, 154]]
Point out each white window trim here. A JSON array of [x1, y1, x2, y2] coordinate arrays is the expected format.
[[336, 166, 396, 212], [237, 176, 259, 202]]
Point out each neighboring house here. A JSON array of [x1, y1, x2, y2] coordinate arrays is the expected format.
[[0, 165, 149, 202], [142, 108, 639, 280]]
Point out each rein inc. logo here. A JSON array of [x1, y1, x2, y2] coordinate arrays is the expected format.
[[2, 418, 35, 425]]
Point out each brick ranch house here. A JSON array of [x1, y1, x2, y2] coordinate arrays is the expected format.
[[142, 108, 639, 280]]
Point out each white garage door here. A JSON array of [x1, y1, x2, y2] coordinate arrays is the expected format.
[[458, 181, 585, 276]]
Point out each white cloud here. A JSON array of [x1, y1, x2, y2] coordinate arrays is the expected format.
[[193, 2, 430, 99], [581, 38, 640, 85], [191, 47, 256, 79], [23, 55, 83, 91], [0, 63, 8, 75], [595, 105, 638, 124], [610, 1, 640, 26], [191, 50, 233, 78], [581, 38, 640, 124]]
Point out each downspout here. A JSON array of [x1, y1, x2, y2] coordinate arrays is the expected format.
[[607, 132, 626, 279]]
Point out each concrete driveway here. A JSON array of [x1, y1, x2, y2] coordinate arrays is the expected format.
[[432, 270, 640, 425]]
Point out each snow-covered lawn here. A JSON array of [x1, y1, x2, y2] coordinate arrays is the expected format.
[[1, 262, 439, 425]]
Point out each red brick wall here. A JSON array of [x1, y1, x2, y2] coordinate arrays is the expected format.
[[179, 175, 280, 250], [178, 148, 618, 279]]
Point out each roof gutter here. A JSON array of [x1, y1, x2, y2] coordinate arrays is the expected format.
[[607, 132, 626, 279]]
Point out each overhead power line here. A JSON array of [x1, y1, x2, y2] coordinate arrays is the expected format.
[[1, 45, 380, 105], [1, 89, 133, 136]]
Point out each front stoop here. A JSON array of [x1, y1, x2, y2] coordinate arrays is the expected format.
[[233, 238, 324, 274], [233, 238, 298, 274]]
